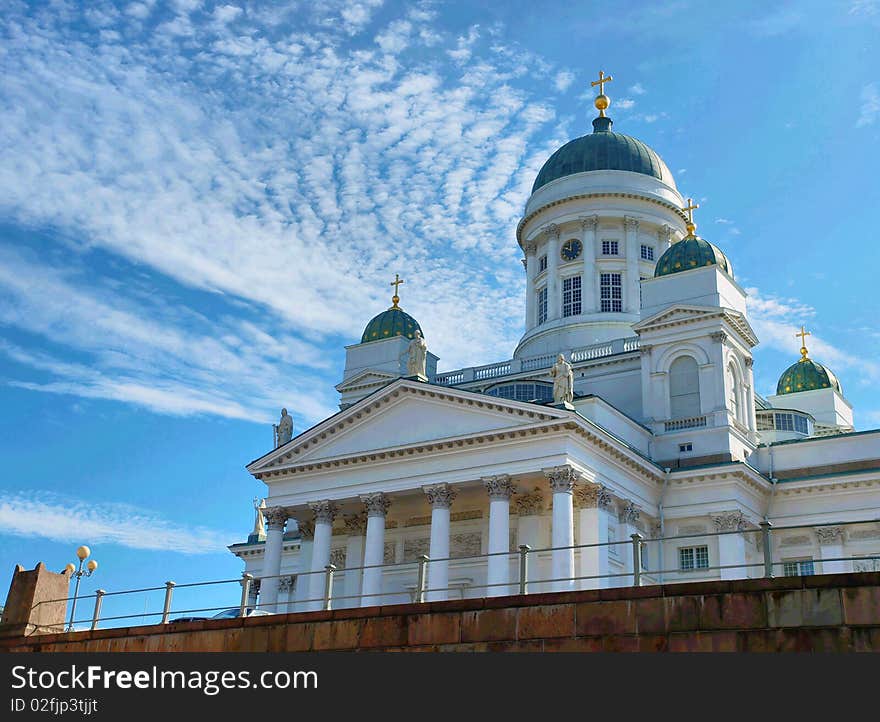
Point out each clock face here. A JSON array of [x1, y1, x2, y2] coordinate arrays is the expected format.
[[561, 238, 582, 262]]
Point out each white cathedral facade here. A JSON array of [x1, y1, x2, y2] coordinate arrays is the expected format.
[[230, 78, 880, 613]]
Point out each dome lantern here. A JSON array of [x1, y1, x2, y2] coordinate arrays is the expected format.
[[776, 326, 842, 395], [654, 198, 732, 278], [360, 274, 423, 344]]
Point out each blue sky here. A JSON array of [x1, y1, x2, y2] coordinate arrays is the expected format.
[[1, 0, 879, 620]]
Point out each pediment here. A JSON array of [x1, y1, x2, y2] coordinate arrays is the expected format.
[[335, 369, 398, 393], [633, 305, 720, 331], [249, 380, 562, 472]]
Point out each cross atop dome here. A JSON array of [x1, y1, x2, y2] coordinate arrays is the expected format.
[[796, 325, 811, 361], [683, 198, 700, 237], [590, 70, 614, 118], [390, 273, 404, 309]]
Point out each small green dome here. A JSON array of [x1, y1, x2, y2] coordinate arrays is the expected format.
[[532, 117, 674, 194], [776, 358, 841, 395], [654, 235, 732, 278], [361, 307, 422, 344]]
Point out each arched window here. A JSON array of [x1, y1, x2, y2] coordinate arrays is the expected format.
[[669, 356, 701, 419], [727, 363, 740, 423]]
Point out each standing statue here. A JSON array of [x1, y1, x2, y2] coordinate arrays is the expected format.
[[402, 329, 428, 379], [252, 497, 266, 538], [549, 353, 574, 404], [274, 408, 293, 448]]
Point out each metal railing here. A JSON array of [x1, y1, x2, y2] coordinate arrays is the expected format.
[[25, 517, 880, 633]]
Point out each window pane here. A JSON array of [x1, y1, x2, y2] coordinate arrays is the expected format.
[[679, 548, 694, 570], [670, 356, 701, 418]]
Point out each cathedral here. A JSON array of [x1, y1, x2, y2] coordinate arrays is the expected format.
[[229, 74, 880, 613]]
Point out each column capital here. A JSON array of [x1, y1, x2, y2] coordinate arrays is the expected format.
[[711, 331, 727, 343], [815, 526, 846, 545], [263, 506, 290, 531], [360, 492, 392, 518], [573, 483, 612, 510], [744, 356, 754, 368], [514, 490, 545, 516], [543, 465, 580, 494], [308, 500, 339, 525], [580, 214, 599, 231], [657, 224, 673, 244], [277, 575, 295, 593], [623, 216, 640, 232], [483, 474, 516, 500], [524, 239, 538, 255], [544, 223, 560, 241], [711, 510, 747, 532], [343, 513, 368, 536], [423, 483, 456, 509], [618, 499, 641, 524]]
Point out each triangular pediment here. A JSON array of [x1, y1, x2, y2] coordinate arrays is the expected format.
[[248, 380, 563, 472], [634, 304, 758, 347], [335, 369, 398, 393]]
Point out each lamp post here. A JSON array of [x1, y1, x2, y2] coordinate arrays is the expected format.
[[65, 545, 98, 632]]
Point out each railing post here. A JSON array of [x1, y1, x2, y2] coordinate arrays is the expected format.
[[322, 564, 337, 611], [161, 581, 175, 624], [90, 589, 105, 631], [631, 534, 643, 587], [518, 545, 531, 595], [416, 555, 429, 603], [760, 521, 774, 578], [240, 573, 253, 617]]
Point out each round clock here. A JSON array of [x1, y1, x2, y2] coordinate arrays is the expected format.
[[561, 238, 582, 262]]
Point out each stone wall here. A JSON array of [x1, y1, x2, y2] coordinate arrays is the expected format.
[[3, 573, 880, 652], [0, 563, 69, 639]]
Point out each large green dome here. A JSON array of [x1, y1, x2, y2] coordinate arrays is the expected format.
[[532, 117, 674, 194], [776, 358, 841, 395], [654, 235, 732, 278], [361, 307, 422, 344]]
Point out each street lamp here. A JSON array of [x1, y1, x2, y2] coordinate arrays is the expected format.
[[65, 545, 98, 632]]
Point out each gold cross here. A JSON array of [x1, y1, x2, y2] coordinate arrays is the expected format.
[[796, 325, 811, 360], [390, 274, 404, 308], [682, 198, 699, 236], [591, 70, 613, 95]]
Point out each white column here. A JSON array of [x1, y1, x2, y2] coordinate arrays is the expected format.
[[575, 484, 612, 590], [423, 483, 456, 602], [258, 507, 288, 613], [624, 217, 640, 313], [293, 520, 314, 611], [619, 501, 642, 586], [545, 466, 577, 592], [342, 514, 366, 609], [712, 512, 748, 580], [524, 241, 537, 330], [360, 492, 391, 607], [307, 500, 338, 611], [817, 527, 848, 574], [484, 475, 516, 597], [514, 490, 546, 593], [546, 224, 561, 321], [581, 215, 598, 314]]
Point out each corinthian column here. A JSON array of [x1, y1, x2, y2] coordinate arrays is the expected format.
[[307, 500, 338, 610], [360, 493, 391, 607], [342, 514, 366, 609], [581, 215, 598, 313], [816, 526, 848, 574], [624, 217, 640, 313], [574, 484, 613, 590], [545, 465, 578, 592], [546, 224, 561, 321], [712, 511, 747, 581], [423, 483, 456, 602], [259, 507, 289, 613], [484, 475, 516, 597], [524, 240, 538, 330]]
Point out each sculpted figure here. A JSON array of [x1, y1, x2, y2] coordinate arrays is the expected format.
[[274, 407, 293, 447], [403, 329, 428, 378], [549, 353, 574, 404], [252, 497, 266, 537]]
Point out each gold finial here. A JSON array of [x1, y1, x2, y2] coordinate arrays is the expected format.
[[683, 198, 699, 237], [796, 325, 811, 362], [591, 70, 614, 117], [390, 273, 404, 309]]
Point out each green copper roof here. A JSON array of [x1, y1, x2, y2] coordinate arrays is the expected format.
[[361, 307, 422, 344], [776, 358, 841, 395], [654, 235, 732, 278], [532, 116, 674, 194]]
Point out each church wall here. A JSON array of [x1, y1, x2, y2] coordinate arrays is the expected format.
[[573, 364, 645, 427], [752, 431, 880, 478], [640, 265, 747, 319], [767, 388, 854, 430], [571, 395, 651, 454]]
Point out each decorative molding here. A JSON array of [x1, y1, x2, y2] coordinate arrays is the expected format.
[[545, 223, 560, 241], [678, 524, 706, 535], [343, 513, 367, 536], [815, 526, 846, 545], [423, 483, 456, 509], [296, 520, 315, 540], [524, 240, 538, 255], [262, 506, 290, 531], [309, 500, 339, 525], [779, 535, 812, 547], [744, 356, 754, 368], [383, 542, 396, 564], [277, 575, 295, 593], [710, 331, 727, 343], [483, 474, 516, 501], [712, 511, 747, 532], [403, 537, 430, 562], [329, 548, 347, 569], [451, 532, 482, 559], [624, 216, 640, 232], [657, 224, 673, 244], [544, 465, 579, 494], [573, 484, 612, 510], [580, 215, 599, 232], [514, 491, 545, 516], [619, 499, 641, 525], [360, 492, 391, 518]]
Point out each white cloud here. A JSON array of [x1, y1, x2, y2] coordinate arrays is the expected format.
[[554, 71, 574, 92], [0, 492, 235, 554], [616, 98, 636, 110], [629, 82, 646, 95], [856, 82, 880, 127]]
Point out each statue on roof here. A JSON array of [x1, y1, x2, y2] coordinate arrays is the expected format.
[[550, 353, 574, 405], [274, 408, 293, 448], [252, 497, 266, 538], [403, 329, 428, 380]]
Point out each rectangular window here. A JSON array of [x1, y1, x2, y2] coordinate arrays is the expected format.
[[600, 273, 622, 312], [601, 240, 619, 256], [562, 276, 581, 317], [794, 415, 809, 434], [539, 255, 548, 273], [537, 287, 548, 325], [679, 443, 693, 453], [783, 559, 815, 577], [640, 244, 654, 261], [775, 413, 794, 432], [679, 545, 709, 571]]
